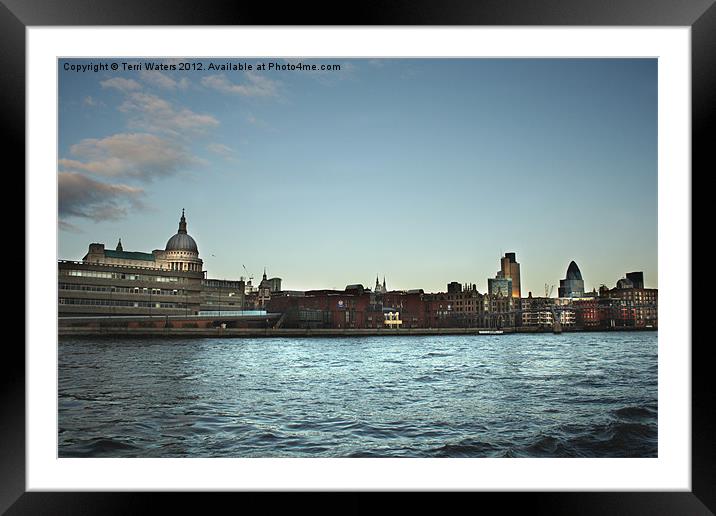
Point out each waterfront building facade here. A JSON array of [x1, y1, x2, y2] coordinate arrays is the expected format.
[[59, 210, 258, 318], [200, 278, 246, 313], [573, 298, 601, 328], [58, 259, 204, 317], [444, 285, 490, 327], [600, 286, 658, 328], [267, 284, 515, 330], [521, 294, 556, 328], [553, 297, 576, 327]]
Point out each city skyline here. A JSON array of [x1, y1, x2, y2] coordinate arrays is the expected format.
[[66, 208, 655, 296], [58, 58, 657, 294]]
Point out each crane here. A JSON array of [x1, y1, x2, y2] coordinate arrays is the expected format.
[[544, 283, 554, 298], [242, 264, 254, 284]]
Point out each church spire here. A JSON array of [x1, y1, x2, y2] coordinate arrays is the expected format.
[[178, 208, 187, 234], [116, 238, 123, 251], [383, 276, 386, 290], [263, 267, 267, 280]]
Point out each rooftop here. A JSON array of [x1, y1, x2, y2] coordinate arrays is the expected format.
[[104, 249, 155, 261]]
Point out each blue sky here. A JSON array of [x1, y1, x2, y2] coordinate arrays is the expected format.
[[58, 58, 657, 294]]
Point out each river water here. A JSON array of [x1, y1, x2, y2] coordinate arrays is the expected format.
[[58, 332, 657, 458]]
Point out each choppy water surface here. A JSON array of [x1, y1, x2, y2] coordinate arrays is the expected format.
[[58, 332, 657, 457]]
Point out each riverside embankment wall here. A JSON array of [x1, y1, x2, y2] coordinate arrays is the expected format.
[[58, 326, 656, 338]]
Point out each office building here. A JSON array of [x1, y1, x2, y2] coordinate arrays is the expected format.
[[488, 277, 512, 297], [558, 261, 585, 298], [626, 271, 645, 289], [499, 252, 521, 298]]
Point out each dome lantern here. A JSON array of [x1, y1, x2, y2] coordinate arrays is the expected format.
[[165, 209, 199, 253]]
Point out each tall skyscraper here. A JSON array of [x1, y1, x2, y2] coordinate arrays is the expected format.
[[558, 261, 585, 298], [499, 252, 521, 298]]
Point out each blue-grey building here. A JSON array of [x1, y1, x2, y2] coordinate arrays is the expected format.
[[488, 277, 513, 297], [558, 261, 585, 298]]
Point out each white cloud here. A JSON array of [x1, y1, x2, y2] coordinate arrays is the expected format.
[[61, 77, 222, 225], [100, 77, 142, 92], [201, 72, 279, 97], [140, 70, 190, 90], [118, 92, 219, 136], [59, 132, 201, 181]]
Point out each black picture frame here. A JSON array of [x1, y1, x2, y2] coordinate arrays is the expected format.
[[8, 0, 712, 513]]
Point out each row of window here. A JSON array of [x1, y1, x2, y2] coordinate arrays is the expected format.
[[203, 280, 243, 288], [452, 300, 487, 306], [58, 298, 180, 308], [62, 269, 182, 282], [59, 284, 187, 296]]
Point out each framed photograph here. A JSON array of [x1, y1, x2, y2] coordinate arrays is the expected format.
[[11, 0, 712, 513]]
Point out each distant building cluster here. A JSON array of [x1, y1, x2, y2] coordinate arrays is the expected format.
[[58, 212, 657, 330]]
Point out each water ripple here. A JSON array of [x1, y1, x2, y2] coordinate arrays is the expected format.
[[59, 332, 657, 458]]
